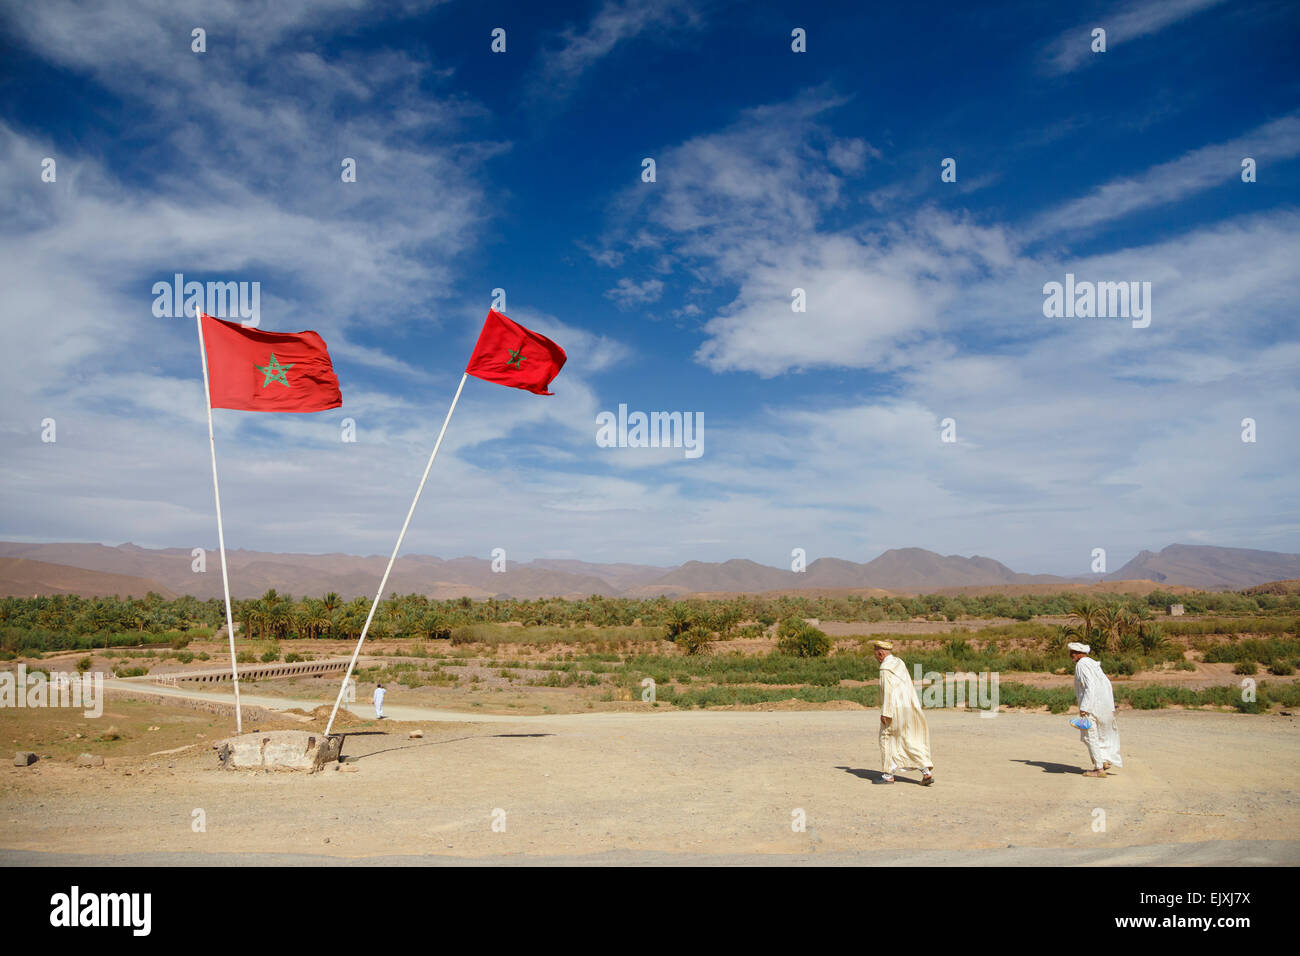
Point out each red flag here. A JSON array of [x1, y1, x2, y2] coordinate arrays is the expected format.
[[465, 310, 567, 395], [200, 312, 342, 413]]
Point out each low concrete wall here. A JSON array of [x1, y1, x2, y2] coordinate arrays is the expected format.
[[152, 658, 351, 686], [104, 686, 277, 724]]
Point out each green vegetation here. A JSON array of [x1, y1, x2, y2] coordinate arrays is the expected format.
[[1201, 637, 1300, 665], [1058, 599, 1167, 654], [2, 587, 1295, 656], [656, 679, 1300, 714], [776, 618, 832, 657], [675, 625, 713, 656], [2, 587, 1296, 716]]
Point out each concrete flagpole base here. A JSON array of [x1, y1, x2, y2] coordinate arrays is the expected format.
[[214, 730, 342, 773]]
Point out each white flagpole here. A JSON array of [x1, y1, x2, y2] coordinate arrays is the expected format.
[[323, 371, 470, 738], [195, 305, 244, 734]]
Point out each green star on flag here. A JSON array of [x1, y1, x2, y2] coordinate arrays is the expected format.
[[465, 309, 567, 395], [199, 312, 341, 412], [255, 353, 294, 387]]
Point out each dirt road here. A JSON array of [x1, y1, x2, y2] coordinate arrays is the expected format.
[[2, 701, 1297, 865]]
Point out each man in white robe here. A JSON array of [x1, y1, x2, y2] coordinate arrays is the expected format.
[[1069, 642, 1121, 777], [373, 682, 386, 720], [874, 641, 934, 785]]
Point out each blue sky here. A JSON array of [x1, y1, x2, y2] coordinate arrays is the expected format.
[[1, 0, 1298, 576]]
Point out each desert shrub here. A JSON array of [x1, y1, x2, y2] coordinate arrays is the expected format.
[[1233, 660, 1258, 675], [776, 618, 832, 658], [1166, 617, 1295, 638], [170, 636, 191, 650], [76, 656, 92, 673], [112, 665, 147, 677], [1203, 637, 1300, 665], [450, 626, 478, 645], [943, 636, 975, 659], [1267, 660, 1294, 676], [285, 652, 304, 663], [260, 649, 280, 663], [659, 684, 881, 709], [991, 683, 1076, 713], [676, 625, 713, 656], [1120, 685, 1204, 710]]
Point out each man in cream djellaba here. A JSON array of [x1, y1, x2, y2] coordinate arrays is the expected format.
[[873, 640, 934, 785]]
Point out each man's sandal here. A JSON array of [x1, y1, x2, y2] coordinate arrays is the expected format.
[[921, 773, 934, 786], [1083, 769, 1107, 777], [881, 773, 895, 783]]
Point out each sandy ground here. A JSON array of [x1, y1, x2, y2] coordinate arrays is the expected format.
[[2, 696, 1297, 865]]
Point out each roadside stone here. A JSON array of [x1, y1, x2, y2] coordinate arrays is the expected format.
[[76, 753, 106, 767], [408, 730, 423, 739], [13, 752, 37, 767], [214, 730, 341, 773]]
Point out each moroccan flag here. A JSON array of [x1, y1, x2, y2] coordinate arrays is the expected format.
[[200, 312, 342, 412], [465, 309, 567, 395]]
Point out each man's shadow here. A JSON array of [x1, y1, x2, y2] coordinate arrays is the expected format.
[[1012, 759, 1083, 775], [835, 766, 925, 785]]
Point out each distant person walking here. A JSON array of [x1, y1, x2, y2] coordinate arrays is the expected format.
[[373, 682, 386, 720], [874, 641, 934, 785], [1069, 642, 1121, 777]]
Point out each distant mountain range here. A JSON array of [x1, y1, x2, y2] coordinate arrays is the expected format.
[[1104, 544, 1300, 591], [1, 541, 1297, 600]]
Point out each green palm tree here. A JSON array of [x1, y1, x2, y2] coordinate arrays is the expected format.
[[664, 603, 694, 639], [1068, 599, 1100, 642], [1093, 604, 1124, 653], [303, 599, 330, 639]]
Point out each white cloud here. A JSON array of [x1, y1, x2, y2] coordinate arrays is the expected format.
[[605, 277, 665, 308], [1026, 114, 1300, 239], [535, 0, 705, 96], [1039, 0, 1226, 75]]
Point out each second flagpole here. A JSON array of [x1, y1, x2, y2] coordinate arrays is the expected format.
[[322, 371, 470, 738], [195, 306, 244, 734]]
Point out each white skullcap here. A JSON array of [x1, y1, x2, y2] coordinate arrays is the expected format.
[[1067, 642, 1090, 654]]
